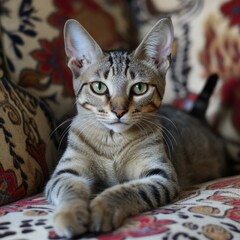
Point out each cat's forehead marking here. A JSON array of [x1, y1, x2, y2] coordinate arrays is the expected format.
[[106, 51, 132, 78]]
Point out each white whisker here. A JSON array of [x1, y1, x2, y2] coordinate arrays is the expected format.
[[140, 119, 173, 159], [57, 112, 96, 151], [141, 113, 178, 145], [135, 122, 149, 137], [49, 117, 74, 142], [58, 125, 71, 152], [145, 112, 179, 133], [139, 114, 177, 160]]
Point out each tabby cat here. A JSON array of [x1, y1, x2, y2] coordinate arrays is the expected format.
[[45, 18, 226, 238]]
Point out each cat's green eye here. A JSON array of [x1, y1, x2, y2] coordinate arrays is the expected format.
[[90, 81, 108, 95], [131, 83, 148, 95]]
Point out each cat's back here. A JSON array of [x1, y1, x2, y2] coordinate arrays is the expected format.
[[159, 105, 227, 187]]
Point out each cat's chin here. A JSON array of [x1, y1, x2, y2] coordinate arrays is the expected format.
[[103, 122, 132, 133]]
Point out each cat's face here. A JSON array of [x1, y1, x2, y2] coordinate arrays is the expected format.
[[64, 19, 174, 133], [74, 51, 164, 133]]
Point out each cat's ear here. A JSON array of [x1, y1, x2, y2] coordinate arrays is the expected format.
[[64, 19, 103, 76], [133, 18, 174, 75]]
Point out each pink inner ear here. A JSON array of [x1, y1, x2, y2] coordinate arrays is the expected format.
[[68, 58, 84, 76], [158, 45, 171, 60], [72, 59, 83, 69]]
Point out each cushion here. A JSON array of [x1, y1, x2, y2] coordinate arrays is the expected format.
[[0, 0, 135, 123], [0, 175, 239, 239], [128, 0, 240, 167], [0, 71, 58, 206]]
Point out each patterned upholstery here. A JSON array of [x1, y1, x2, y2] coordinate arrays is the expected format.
[[0, 175, 240, 239], [0, 71, 58, 206], [0, 0, 240, 239]]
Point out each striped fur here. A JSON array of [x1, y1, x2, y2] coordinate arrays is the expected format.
[[45, 18, 226, 238]]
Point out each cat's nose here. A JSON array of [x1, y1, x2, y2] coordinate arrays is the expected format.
[[112, 108, 127, 119]]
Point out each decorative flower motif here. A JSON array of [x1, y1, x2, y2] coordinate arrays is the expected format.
[[202, 224, 232, 240], [209, 195, 240, 207], [221, 0, 240, 27], [0, 194, 48, 216], [0, 164, 26, 206], [207, 176, 240, 190], [31, 38, 73, 97], [49, 0, 121, 49], [129, 217, 175, 237], [98, 215, 175, 240], [228, 200, 240, 207], [26, 140, 49, 182], [226, 208, 240, 222], [199, 14, 240, 81], [189, 206, 220, 216]]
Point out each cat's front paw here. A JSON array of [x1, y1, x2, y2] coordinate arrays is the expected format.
[[53, 200, 90, 238], [90, 196, 126, 232]]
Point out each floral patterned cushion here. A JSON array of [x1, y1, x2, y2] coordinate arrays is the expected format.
[[0, 0, 134, 123], [0, 71, 58, 206], [0, 175, 239, 239], [128, 0, 240, 167]]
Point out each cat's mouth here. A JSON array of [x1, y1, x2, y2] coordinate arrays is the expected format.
[[109, 120, 129, 125], [103, 120, 131, 133]]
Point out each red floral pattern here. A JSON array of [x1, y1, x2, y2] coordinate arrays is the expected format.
[[221, 0, 240, 26], [98, 217, 175, 240], [49, 0, 123, 50], [31, 37, 73, 97], [26, 140, 49, 182], [226, 208, 240, 222], [207, 176, 240, 190], [209, 195, 240, 206], [0, 194, 46, 217], [0, 165, 26, 205], [208, 193, 240, 222]]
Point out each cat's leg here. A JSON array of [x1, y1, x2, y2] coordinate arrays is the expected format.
[[45, 157, 92, 238], [90, 166, 179, 232]]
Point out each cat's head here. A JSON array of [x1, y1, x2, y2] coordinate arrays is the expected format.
[[64, 18, 174, 133]]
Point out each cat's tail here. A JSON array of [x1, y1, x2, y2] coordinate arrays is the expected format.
[[190, 73, 219, 121]]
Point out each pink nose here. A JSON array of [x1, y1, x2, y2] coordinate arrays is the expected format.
[[112, 109, 127, 119]]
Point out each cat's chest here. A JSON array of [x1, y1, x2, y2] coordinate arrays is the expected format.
[[103, 160, 120, 183], [90, 132, 129, 159], [91, 136, 151, 188], [84, 129, 162, 190], [90, 140, 134, 189], [90, 157, 121, 194]]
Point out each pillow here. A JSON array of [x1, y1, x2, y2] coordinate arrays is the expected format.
[[0, 70, 58, 206], [0, 0, 135, 123]]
